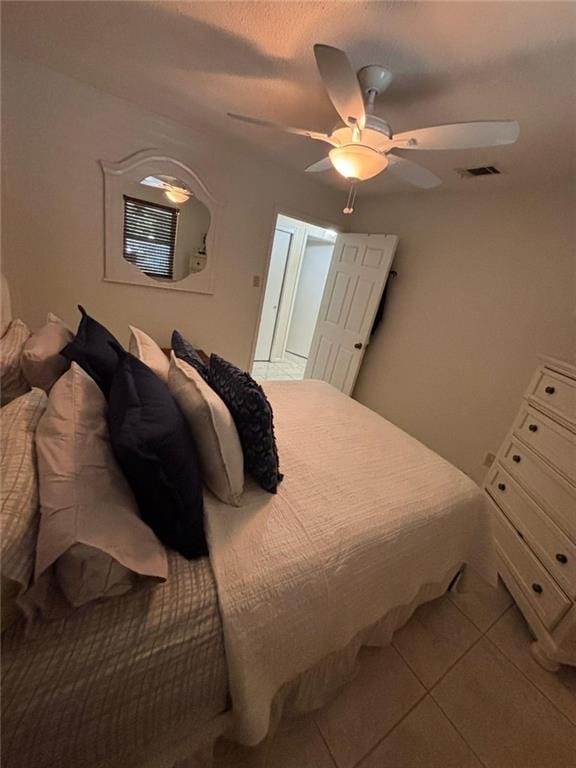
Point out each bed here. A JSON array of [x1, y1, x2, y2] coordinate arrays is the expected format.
[[1, 378, 495, 768]]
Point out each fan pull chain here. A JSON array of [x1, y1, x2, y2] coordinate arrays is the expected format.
[[343, 182, 357, 215]]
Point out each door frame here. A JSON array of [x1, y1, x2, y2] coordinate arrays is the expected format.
[[249, 207, 340, 369]]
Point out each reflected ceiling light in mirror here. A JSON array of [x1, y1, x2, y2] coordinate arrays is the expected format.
[[140, 175, 191, 203], [164, 187, 191, 204]]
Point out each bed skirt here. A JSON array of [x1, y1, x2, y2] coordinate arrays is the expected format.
[[170, 562, 466, 768]]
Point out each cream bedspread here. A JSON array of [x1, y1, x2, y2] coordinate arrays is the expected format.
[[205, 380, 496, 746], [1, 553, 227, 768]]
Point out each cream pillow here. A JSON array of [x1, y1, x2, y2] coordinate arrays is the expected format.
[[0, 388, 47, 631], [28, 363, 168, 613], [129, 325, 169, 382], [1, 319, 31, 406], [21, 312, 73, 392], [168, 353, 244, 506], [1, 273, 11, 338]]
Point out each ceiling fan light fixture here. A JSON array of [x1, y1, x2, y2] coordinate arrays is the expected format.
[[164, 187, 190, 204], [329, 145, 388, 181]]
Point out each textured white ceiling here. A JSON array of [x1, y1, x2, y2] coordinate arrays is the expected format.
[[3, 1, 575, 196]]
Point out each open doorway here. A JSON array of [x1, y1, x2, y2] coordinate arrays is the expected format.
[[252, 213, 337, 381]]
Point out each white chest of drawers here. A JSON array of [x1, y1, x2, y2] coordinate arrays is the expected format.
[[484, 356, 576, 671]]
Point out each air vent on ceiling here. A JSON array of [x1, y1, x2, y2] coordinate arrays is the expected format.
[[457, 165, 502, 179]]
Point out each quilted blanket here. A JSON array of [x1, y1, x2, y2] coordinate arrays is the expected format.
[[1, 553, 227, 768], [205, 380, 496, 745]]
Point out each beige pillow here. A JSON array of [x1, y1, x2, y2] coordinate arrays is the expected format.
[[1, 319, 31, 406], [129, 325, 169, 382], [21, 312, 73, 392], [1, 273, 11, 338], [0, 388, 48, 631], [28, 363, 167, 613], [168, 353, 244, 506]]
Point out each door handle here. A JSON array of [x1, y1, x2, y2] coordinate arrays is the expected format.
[[354, 342, 363, 350]]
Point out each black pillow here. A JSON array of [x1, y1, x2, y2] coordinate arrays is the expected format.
[[107, 345, 207, 560], [171, 330, 210, 381], [60, 306, 122, 395], [208, 354, 283, 493]]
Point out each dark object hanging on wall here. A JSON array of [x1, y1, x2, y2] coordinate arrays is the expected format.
[[370, 269, 397, 337]]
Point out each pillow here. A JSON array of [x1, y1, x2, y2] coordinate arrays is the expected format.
[[60, 306, 122, 395], [21, 313, 73, 391], [208, 354, 283, 493], [0, 389, 47, 631], [27, 364, 167, 612], [129, 325, 169, 382], [171, 330, 209, 380], [168, 353, 244, 506], [107, 345, 207, 560], [1, 319, 31, 406], [1, 273, 11, 338]]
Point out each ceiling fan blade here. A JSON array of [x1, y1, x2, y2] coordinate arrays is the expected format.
[[305, 157, 333, 173], [313, 44, 366, 129], [387, 154, 442, 189], [227, 113, 332, 143], [394, 121, 520, 150]]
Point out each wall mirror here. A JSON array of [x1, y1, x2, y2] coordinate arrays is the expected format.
[[101, 150, 221, 294]]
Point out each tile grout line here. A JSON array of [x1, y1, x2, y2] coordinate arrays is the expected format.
[[423, 617, 493, 768], [348, 688, 429, 768], [346, 594, 510, 767], [428, 579, 512, 690], [447, 588, 512, 636], [424, 631, 485, 694], [312, 595, 544, 768], [429, 690, 491, 768], [312, 718, 339, 768], [482, 631, 576, 732]]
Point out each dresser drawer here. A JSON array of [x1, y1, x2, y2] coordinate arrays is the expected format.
[[487, 466, 576, 598], [514, 406, 576, 485], [500, 438, 576, 541], [489, 500, 571, 629], [528, 368, 576, 426]]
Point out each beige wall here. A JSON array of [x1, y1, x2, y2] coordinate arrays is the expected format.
[[1, 55, 343, 367], [4, 56, 575, 488], [351, 183, 575, 484]]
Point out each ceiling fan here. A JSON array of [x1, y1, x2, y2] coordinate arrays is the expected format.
[[229, 44, 519, 212], [141, 174, 192, 204]]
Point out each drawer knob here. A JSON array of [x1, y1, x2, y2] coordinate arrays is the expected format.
[[528, 424, 538, 433], [532, 583, 543, 595], [497, 482, 506, 491], [544, 385, 556, 395], [512, 454, 521, 463], [556, 553, 568, 565]]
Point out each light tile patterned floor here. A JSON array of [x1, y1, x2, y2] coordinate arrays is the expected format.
[[214, 579, 576, 768], [252, 357, 307, 381]]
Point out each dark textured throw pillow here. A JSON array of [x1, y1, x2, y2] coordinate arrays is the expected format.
[[60, 306, 122, 395], [171, 330, 210, 381], [107, 345, 207, 560], [208, 354, 283, 493]]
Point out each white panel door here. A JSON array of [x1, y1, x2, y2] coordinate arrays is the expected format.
[[304, 233, 398, 395], [254, 228, 292, 361]]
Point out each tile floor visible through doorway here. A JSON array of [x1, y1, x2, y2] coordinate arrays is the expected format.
[[252, 355, 307, 381], [214, 578, 576, 768]]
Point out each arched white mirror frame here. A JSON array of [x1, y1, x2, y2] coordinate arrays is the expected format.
[[101, 150, 222, 294]]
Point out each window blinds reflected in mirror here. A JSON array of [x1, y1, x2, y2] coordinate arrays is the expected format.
[[123, 196, 178, 279], [121, 177, 212, 282]]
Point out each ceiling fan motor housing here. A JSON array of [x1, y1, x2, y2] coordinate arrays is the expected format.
[[330, 115, 393, 152], [357, 65, 394, 98]]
